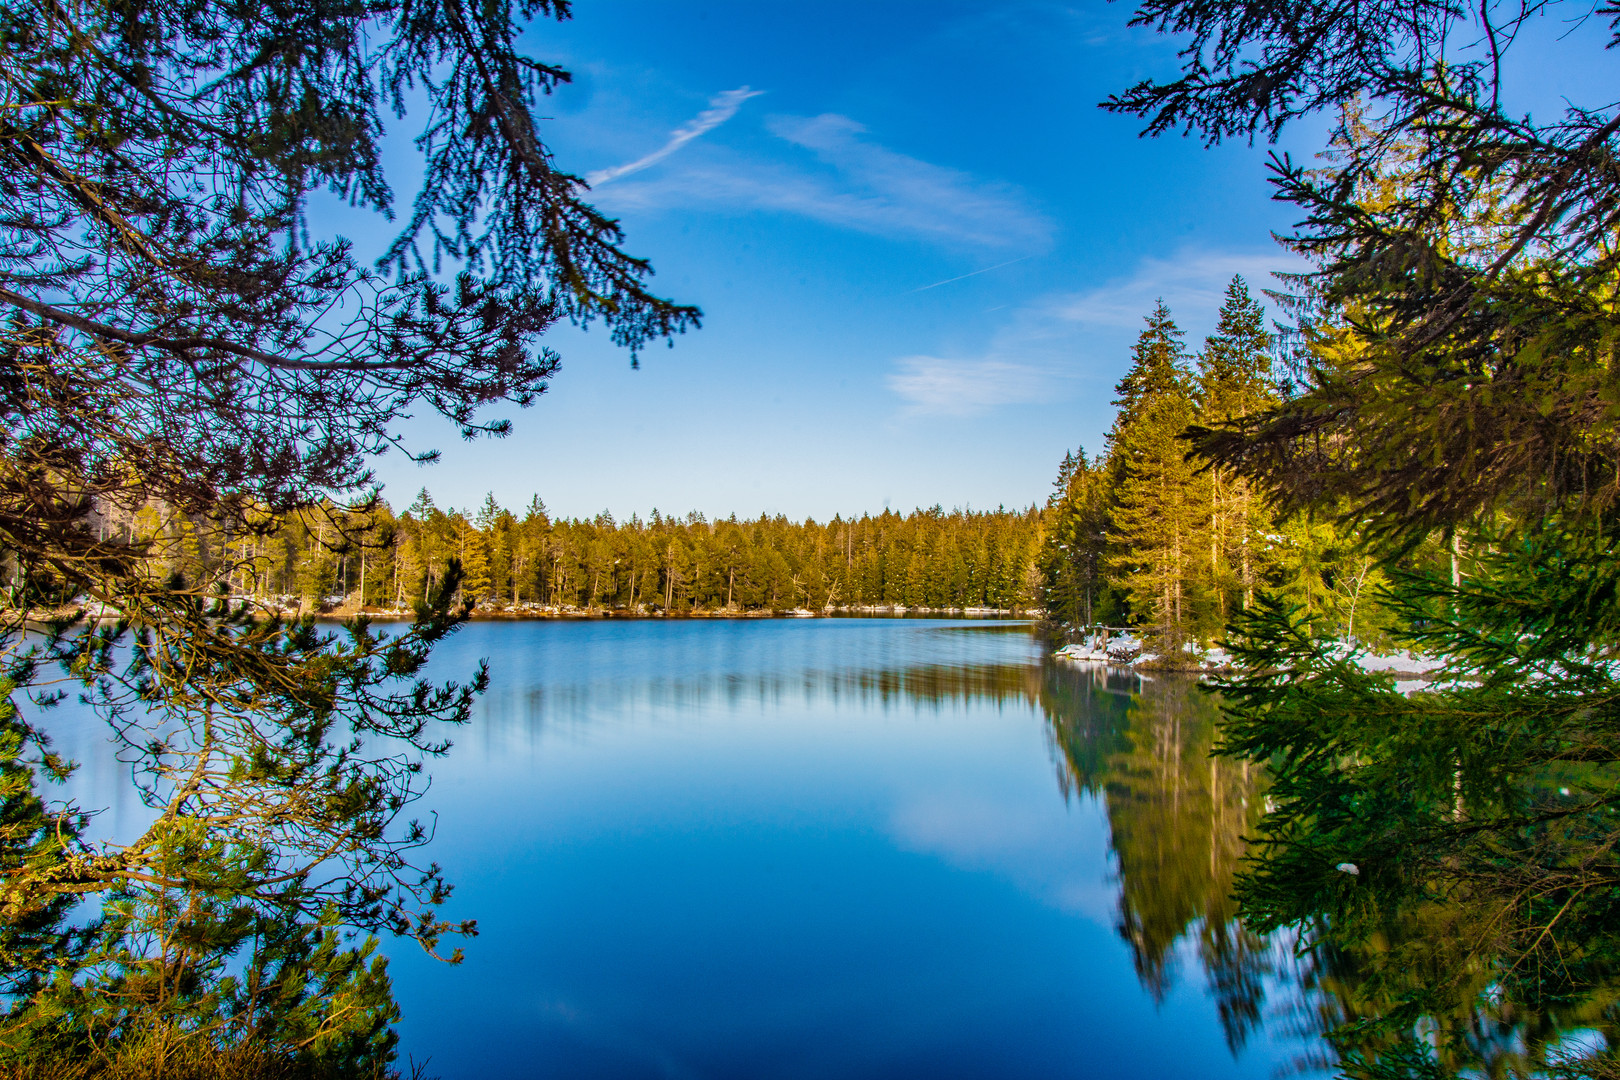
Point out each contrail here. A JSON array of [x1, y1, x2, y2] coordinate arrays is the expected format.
[[904, 255, 1033, 294], [587, 87, 764, 186]]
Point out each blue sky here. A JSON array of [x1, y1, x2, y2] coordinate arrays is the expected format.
[[346, 1, 1596, 522]]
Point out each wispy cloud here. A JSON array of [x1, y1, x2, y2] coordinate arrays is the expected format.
[[887, 792, 1115, 924], [1049, 249, 1310, 331], [594, 112, 1051, 251], [586, 87, 764, 187], [886, 356, 1055, 417], [887, 248, 1309, 418]]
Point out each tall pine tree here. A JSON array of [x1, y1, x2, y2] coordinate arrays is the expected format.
[[1108, 302, 1214, 651], [1195, 277, 1277, 617], [1039, 448, 1119, 629]]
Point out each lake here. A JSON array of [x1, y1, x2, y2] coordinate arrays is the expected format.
[[376, 617, 1320, 1079]]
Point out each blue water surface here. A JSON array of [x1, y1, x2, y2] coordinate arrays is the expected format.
[[376, 618, 1314, 1080]]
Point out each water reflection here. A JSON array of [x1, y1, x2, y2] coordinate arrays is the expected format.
[[1040, 667, 1272, 1051], [43, 617, 1308, 1077], [389, 620, 1304, 1079]]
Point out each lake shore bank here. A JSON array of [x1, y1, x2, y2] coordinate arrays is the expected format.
[[18, 601, 1037, 624]]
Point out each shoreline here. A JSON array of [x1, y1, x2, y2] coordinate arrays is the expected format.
[[339, 604, 1036, 622], [14, 603, 1038, 624]]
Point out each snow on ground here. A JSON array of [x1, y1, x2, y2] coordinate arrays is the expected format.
[[1353, 649, 1444, 675], [1051, 630, 1476, 688], [1053, 636, 1226, 671], [1053, 637, 1457, 679]]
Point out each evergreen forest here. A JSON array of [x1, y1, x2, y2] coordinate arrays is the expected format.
[[4, 0, 1620, 1074], [78, 496, 1045, 616], [1038, 276, 1454, 655]]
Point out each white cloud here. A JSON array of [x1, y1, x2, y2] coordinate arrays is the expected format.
[[887, 357, 1056, 417], [1049, 249, 1311, 332], [886, 248, 1311, 418], [887, 791, 1116, 925], [594, 112, 1051, 251], [585, 87, 764, 187]]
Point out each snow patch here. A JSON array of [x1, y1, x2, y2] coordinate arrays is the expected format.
[[1354, 649, 1443, 675]]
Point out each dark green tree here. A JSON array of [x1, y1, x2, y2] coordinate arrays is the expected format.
[[1039, 448, 1120, 630], [0, 0, 696, 1067], [1108, 303, 1214, 650], [1113, 1, 1620, 1074], [1195, 277, 1276, 617], [1113, 0, 1620, 540]]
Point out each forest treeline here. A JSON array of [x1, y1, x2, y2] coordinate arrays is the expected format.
[[87, 495, 1045, 615], [68, 273, 1429, 638], [1037, 275, 1454, 652]]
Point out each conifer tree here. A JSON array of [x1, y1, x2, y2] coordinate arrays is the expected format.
[[1112, 3, 1620, 1074], [1108, 303, 1214, 651], [1039, 448, 1118, 629], [0, 0, 712, 1057], [1111, 301, 1193, 433], [456, 515, 492, 604], [1195, 276, 1276, 616]]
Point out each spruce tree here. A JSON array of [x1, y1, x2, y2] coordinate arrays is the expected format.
[[456, 515, 493, 604], [1195, 276, 1277, 616], [1113, 3, 1620, 1074], [1108, 303, 1214, 652], [1039, 448, 1119, 629]]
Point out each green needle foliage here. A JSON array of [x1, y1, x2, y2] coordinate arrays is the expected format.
[[0, 0, 696, 1069], [1108, 302, 1209, 652], [1216, 528, 1620, 1076], [1108, 0, 1620, 1074]]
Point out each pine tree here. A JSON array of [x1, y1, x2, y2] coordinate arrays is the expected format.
[[1108, 304, 1214, 650], [1039, 448, 1120, 628], [1050, 450, 1081, 506], [1111, 301, 1191, 433], [0, 0, 710, 1053], [455, 514, 492, 605], [1195, 276, 1277, 616], [1112, 6, 1620, 1074]]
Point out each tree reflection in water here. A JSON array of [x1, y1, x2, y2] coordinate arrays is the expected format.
[[461, 620, 1620, 1076], [1037, 660, 1620, 1079], [1039, 662, 1273, 1055], [510, 645, 1288, 1059]]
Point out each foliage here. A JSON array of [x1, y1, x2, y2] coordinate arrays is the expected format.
[[1197, 277, 1277, 619], [0, 0, 695, 1065], [1038, 278, 1406, 652], [1038, 449, 1120, 628], [1112, 1, 1620, 541], [114, 496, 1047, 616], [1215, 525, 1620, 1075], [0, 1034, 413, 1079], [0, 568, 481, 1068], [1107, 2, 1620, 1072], [1107, 301, 1213, 651]]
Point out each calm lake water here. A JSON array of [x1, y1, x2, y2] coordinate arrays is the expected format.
[[375, 618, 1320, 1079]]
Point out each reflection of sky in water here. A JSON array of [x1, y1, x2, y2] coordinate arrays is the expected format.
[[381, 619, 1313, 1079], [23, 672, 152, 844], [37, 618, 1317, 1078]]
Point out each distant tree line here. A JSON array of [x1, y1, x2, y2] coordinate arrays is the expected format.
[[65, 495, 1045, 616]]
